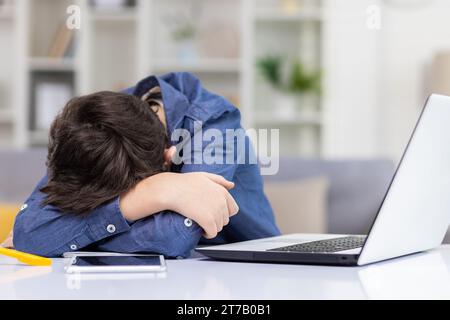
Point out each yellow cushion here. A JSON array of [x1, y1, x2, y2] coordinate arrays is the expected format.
[[0, 203, 20, 243]]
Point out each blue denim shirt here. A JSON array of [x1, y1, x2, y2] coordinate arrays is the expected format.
[[13, 72, 280, 258]]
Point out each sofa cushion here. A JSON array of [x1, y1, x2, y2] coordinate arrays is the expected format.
[[264, 158, 396, 234], [264, 177, 329, 234]]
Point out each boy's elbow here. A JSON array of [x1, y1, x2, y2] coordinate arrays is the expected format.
[[160, 230, 201, 259], [142, 212, 202, 258], [158, 238, 197, 259], [13, 235, 50, 258], [13, 220, 58, 258]]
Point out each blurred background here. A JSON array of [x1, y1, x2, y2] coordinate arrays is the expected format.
[[1, 0, 450, 242]]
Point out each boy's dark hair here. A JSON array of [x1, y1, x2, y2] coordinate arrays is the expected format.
[[41, 91, 168, 214]]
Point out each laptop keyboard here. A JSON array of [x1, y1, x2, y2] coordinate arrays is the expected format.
[[268, 236, 366, 253]]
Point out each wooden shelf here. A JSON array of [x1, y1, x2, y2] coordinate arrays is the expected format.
[[0, 109, 14, 123], [255, 111, 322, 126], [255, 8, 323, 22], [28, 57, 76, 72], [152, 59, 241, 73], [90, 9, 137, 22]]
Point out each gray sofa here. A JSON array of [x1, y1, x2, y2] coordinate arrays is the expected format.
[[0, 149, 47, 203], [264, 158, 396, 235], [1, 149, 448, 243]]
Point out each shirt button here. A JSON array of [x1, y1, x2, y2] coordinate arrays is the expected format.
[[20, 204, 28, 211], [184, 218, 193, 228], [70, 244, 77, 251], [106, 224, 116, 234]]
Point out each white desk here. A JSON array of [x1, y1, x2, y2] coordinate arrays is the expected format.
[[1, 246, 450, 300]]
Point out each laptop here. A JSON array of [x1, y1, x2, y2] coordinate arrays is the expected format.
[[196, 94, 450, 266]]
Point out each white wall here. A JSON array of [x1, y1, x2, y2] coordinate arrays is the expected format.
[[380, 0, 450, 161], [322, 0, 383, 159], [322, 0, 450, 162]]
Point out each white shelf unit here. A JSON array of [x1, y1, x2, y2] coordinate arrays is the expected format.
[[251, 0, 324, 156], [254, 8, 323, 22], [255, 111, 322, 126], [3, 0, 326, 157], [18, 0, 80, 146], [89, 8, 137, 22], [0, 109, 14, 123], [0, 0, 17, 147], [151, 59, 242, 74], [28, 57, 76, 72], [82, 4, 139, 94]]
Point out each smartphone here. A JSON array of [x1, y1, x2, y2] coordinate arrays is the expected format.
[[64, 254, 166, 274]]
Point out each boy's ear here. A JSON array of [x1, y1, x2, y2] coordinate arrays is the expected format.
[[164, 146, 177, 163]]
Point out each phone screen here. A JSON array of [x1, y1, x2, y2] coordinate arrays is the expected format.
[[73, 255, 162, 267]]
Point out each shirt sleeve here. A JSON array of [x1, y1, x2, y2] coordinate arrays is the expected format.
[[13, 176, 131, 257], [13, 176, 201, 258], [89, 211, 202, 258]]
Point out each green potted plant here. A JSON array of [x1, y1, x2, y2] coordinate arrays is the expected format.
[[164, 7, 199, 63], [170, 21, 197, 63], [257, 55, 321, 119]]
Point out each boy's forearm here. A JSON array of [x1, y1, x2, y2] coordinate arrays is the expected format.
[[119, 172, 174, 222], [119, 171, 237, 239]]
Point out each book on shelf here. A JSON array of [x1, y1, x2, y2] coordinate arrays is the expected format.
[[34, 82, 73, 130], [90, 0, 136, 11], [48, 22, 75, 59]]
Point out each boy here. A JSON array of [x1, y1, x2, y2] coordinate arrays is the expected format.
[[11, 72, 280, 258]]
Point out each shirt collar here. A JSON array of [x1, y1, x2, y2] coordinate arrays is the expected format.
[[131, 73, 190, 138]]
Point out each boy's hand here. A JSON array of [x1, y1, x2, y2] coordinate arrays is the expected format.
[[120, 172, 239, 239], [168, 173, 239, 239], [1, 231, 14, 249]]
